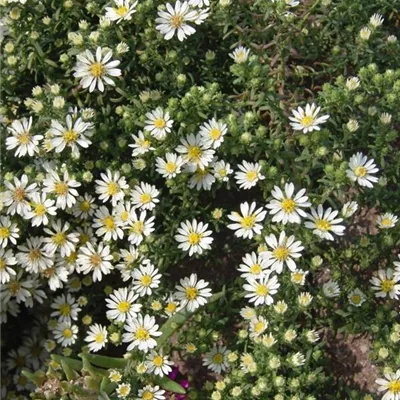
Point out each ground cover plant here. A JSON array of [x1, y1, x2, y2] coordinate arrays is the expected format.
[[1, 0, 400, 399]]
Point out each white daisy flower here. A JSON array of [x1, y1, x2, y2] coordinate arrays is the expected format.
[[243, 272, 280, 306], [155, 152, 184, 178], [2, 270, 33, 305], [213, 160, 233, 182], [49, 115, 93, 157], [3, 174, 37, 216], [122, 314, 162, 352], [346, 152, 379, 188], [376, 369, 400, 400], [25, 192, 57, 226], [203, 345, 230, 374], [85, 323, 108, 352], [174, 219, 213, 256], [145, 107, 173, 140], [341, 201, 358, 218], [6, 117, 43, 157], [199, 118, 227, 149], [265, 182, 311, 224], [129, 131, 155, 157], [188, 166, 216, 191], [175, 273, 212, 312], [116, 246, 139, 281], [116, 383, 131, 398], [0, 249, 17, 284], [234, 161, 265, 190], [42, 264, 69, 292], [132, 262, 162, 297], [17, 236, 53, 274], [43, 170, 81, 210], [189, 0, 209, 6], [377, 213, 398, 229], [105, 0, 138, 23], [345, 76, 360, 91], [290, 352, 305, 367], [43, 220, 79, 257], [73, 47, 121, 93], [305, 205, 346, 241], [322, 280, 341, 298], [229, 46, 250, 64], [240, 306, 257, 320], [359, 26, 371, 40], [95, 169, 129, 206], [348, 288, 366, 307], [137, 385, 165, 400], [106, 287, 142, 323], [261, 231, 304, 273], [131, 182, 160, 211], [145, 350, 174, 377], [0, 216, 19, 248], [369, 13, 384, 28], [155, 1, 209, 42], [53, 321, 78, 347], [249, 316, 268, 338], [73, 193, 98, 220], [77, 242, 114, 282], [227, 201, 267, 239], [176, 133, 215, 171], [370, 269, 400, 300], [125, 210, 155, 245], [289, 103, 329, 133], [50, 293, 81, 323], [290, 269, 309, 285], [163, 293, 182, 317], [93, 206, 124, 241], [114, 201, 135, 226], [237, 252, 269, 280]]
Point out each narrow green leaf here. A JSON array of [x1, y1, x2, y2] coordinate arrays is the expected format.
[[79, 353, 128, 369], [21, 369, 46, 386], [34, 42, 45, 58], [51, 355, 82, 371], [154, 376, 186, 394], [61, 360, 79, 381]]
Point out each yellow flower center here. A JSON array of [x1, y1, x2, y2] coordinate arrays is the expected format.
[[90, 62, 105, 78], [354, 166, 367, 177], [236, 51, 246, 62], [115, 5, 128, 16], [292, 272, 304, 283], [301, 115, 314, 127], [315, 219, 331, 231], [140, 193, 152, 204], [90, 254, 102, 267], [170, 14, 183, 28], [59, 303, 71, 316], [153, 355, 164, 367], [63, 129, 79, 144], [29, 249, 41, 262], [107, 182, 119, 196], [254, 321, 265, 333], [138, 138, 151, 148], [140, 275, 152, 287], [165, 161, 177, 173], [0, 259, 6, 270], [52, 232, 66, 245], [18, 132, 31, 145], [110, 372, 121, 382], [380, 218, 392, 227], [210, 128, 221, 140], [120, 210, 129, 222], [272, 246, 289, 261], [34, 203, 46, 216], [95, 333, 105, 343], [142, 391, 154, 400], [103, 216, 115, 231], [246, 170, 257, 182], [130, 220, 144, 234], [188, 146, 201, 162], [250, 264, 262, 274], [281, 198, 296, 213], [165, 302, 177, 313], [0, 227, 10, 239], [188, 232, 201, 245], [255, 283, 269, 297], [8, 281, 20, 294], [63, 328, 73, 338], [389, 380, 400, 393], [240, 215, 256, 229], [381, 279, 394, 293], [185, 287, 198, 300], [80, 200, 91, 212], [218, 168, 227, 177], [135, 327, 150, 341], [118, 301, 131, 313], [13, 187, 26, 202], [67, 252, 77, 263], [54, 182, 68, 196], [43, 267, 55, 278], [212, 353, 224, 364], [154, 118, 166, 129], [351, 295, 361, 304]]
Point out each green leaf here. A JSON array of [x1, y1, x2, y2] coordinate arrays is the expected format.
[[21, 369, 46, 387], [157, 289, 225, 348], [80, 353, 128, 369], [61, 360, 79, 381], [51, 355, 82, 371], [154, 376, 186, 395], [33, 42, 45, 58]]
